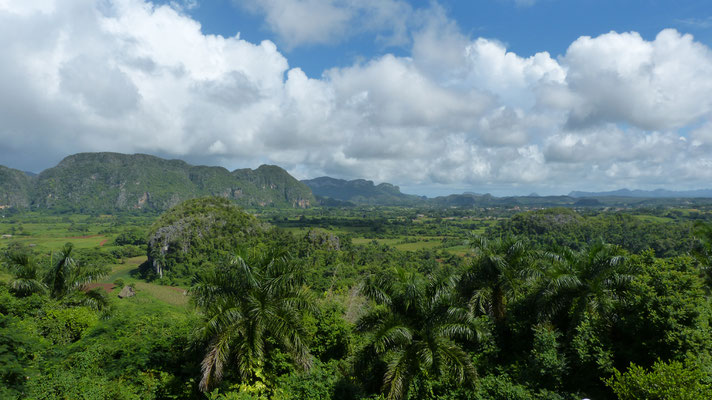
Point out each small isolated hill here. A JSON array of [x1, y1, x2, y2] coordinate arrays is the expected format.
[[1, 152, 315, 212], [144, 197, 270, 281], [302, 176, 424, 205]]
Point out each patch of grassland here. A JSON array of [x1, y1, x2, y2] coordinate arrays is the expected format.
[[394, 241, 442, 251], [351, 238, 401, 247], [104, 256, 146, 282], [110, 285, 194, 317], [133, 282, 189, 307], [443, 244, 470, 257], [0, 218, 114, 251], [633, 215, 675, 223], [101, 256, 189, 308], [4, 236, 111, 251]]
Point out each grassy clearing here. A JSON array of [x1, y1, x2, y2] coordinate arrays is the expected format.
[[104, 256, 146, 282], [351, 237, 400, 247], [394, 239, 444, 252], [3, 236, 111, 251], [110, 286, 194, 316], [633, 215, 675, 223], [133, 282, 189, 307], [464, 226, 487, 235], [0, 219, 114, 251], [101, 256, 189, 308], [443, 244, 470, 257]]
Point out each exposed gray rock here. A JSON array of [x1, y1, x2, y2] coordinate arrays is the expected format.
[[306, 230, 340, 251], [118, 285, 136, 298]]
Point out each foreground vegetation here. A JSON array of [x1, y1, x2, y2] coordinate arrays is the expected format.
[[2, 199, 712, 399]]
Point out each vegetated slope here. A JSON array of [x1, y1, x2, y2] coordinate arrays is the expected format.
[[144, 197, 271, 282], [27, 152, 314, 212], [302, 176, 424, 205], [0, 165, 34, 208]]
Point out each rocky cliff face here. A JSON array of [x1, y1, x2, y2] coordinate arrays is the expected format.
[[0, 166, 34, 209], [0, 152, 315, 212]]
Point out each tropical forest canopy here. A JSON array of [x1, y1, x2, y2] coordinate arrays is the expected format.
[[2, 197, 712, 399]]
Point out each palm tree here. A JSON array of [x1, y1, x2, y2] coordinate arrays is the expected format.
[[191, 247, 314, 392], [460, 235, 534, 324], [46, 243, 76, 299], [357, 268, 485, 400], [44, 243, 108, 299], [4, 252, 46, 297], [537, 240, 632, 328]]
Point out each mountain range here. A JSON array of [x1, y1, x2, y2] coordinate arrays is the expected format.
[[301, 176, 424, 206], [0, 153, 314, 212], [569, 189, 712, 198], [3, 152, 712, 213]]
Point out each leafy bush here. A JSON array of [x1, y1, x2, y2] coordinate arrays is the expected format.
[[37, 306, 98, 345], [0, 314, 43, 398], [114, 228, 147, 246], [605, 359, 712, 400]]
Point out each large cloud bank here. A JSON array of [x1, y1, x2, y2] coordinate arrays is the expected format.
[[1, 0, 712, 194]]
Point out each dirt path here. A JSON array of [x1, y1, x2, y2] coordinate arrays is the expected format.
[[83, 283, 116, 293]]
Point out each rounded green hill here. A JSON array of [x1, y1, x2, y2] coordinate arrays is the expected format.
[[144, 197, 269, 281]]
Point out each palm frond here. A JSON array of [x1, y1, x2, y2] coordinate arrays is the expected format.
[[10, 277, 47, 296], [199, 331, 232, 392], [436, 337, 477, 384], [383, 349, 415, 400], [361, 275, 394, 306], [373, 324, 413, 354]]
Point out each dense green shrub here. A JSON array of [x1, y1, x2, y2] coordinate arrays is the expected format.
[[605, 359, 712, 400], [37, 306, 98, 345]]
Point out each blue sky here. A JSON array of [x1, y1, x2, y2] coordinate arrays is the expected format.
[[177, 0, 712, 78], [1, 0, 712, 196]]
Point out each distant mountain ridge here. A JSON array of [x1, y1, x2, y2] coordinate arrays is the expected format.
[[569, 188, 712, 198], [302, 176, 424, 205], [4, 153, 712, 213], [429, 193, 587, 208], [0, 152, 314, 212]]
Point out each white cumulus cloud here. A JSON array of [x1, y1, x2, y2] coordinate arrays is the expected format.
[[559, 29, 712, 130], [1, 0, 712, 195], [237, 0, 412, 49]]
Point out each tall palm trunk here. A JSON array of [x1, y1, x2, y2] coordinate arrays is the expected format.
[[493, 284, 506, 323]]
